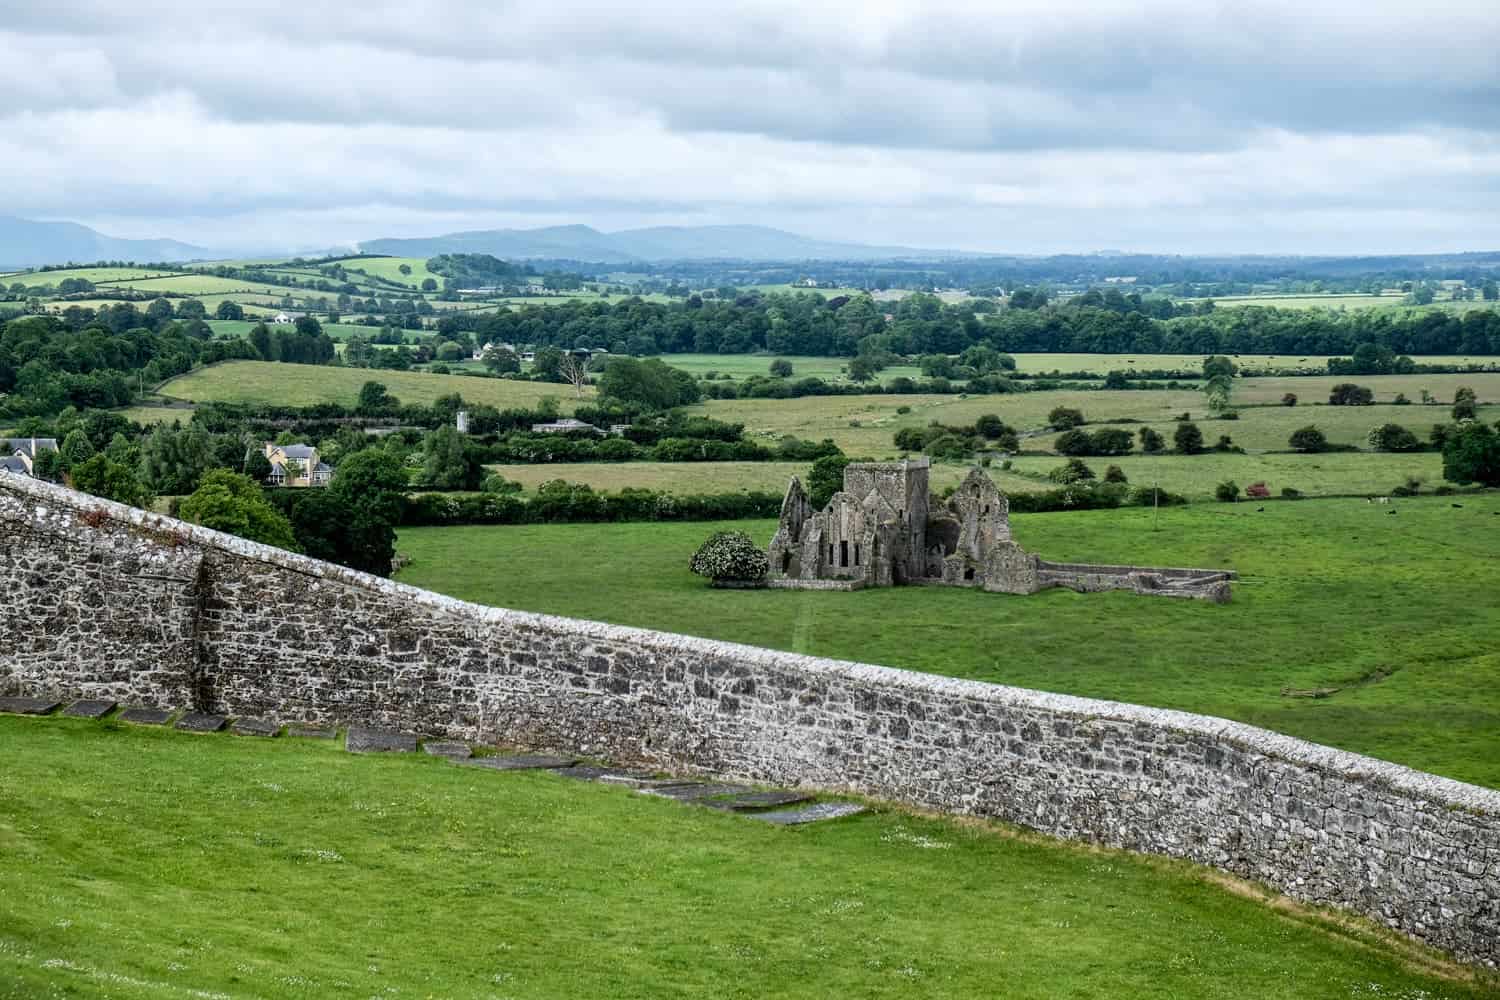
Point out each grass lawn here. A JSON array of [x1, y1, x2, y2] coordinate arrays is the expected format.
[[2, 718, 1490, 1000], [156, 361, 592, 410], [396, 495, 1500, 790]]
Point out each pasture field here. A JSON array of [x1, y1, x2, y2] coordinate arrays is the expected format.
[[661, 353, 925, 382], [338, 255, 442, 288], [1212, 294, 1487, 312], [396, 494, 1500, 789], [111, 404, 195, 426], [5, 721, 1486, 1000], [156, 360, 592, 410], [489, 460, 1035, 496], [112, 274, 302, 296], [10, 266, 189, 284], [1005, 352, 1500, 374], [205, 318, 386, 341]]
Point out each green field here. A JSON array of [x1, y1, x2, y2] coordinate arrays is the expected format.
[[9, 266, 189, 284], [337, 255, 442, 288], [1004, 352, 1500, 374], [490, 460, 1035, 496], [205, 318, 388, 341], [1212, 294, 1488, 312], [396, 495, 1500, 790], [4, 718, 1485, 999], [660, 353, 925, 382], [156, 360, 592, 410]]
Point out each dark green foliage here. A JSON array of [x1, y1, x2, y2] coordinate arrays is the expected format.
[[1327, 343, 1415, 376], [278, 449, 408, 576], [1328, 383, 1374, 406], [807, 454, 852, 508], [1048, 458, 1096, 483], [1048, 406, 1085, 430], [357, 381, 399, 413], [1173, 421, 1204, 455], [244, 449, 273, 482], [59, 429, 94, 469], [178, 470, 298, 550], [769, 358, 793, 378], [1215, 480, 1241, 502], [1366, 424, 1422, 452], [139, 425, 219, 496], [1281, 487, 1304, 499], [1288, 426, 1328, 453], [421, 425, 485, 491], [598, 357, 699, 409], [1138, 427, 1165, 453], [689, 530, 768, 583], [1452, 386, 1478, 421], [1103, 464, 1128, 484], [974, 413, 1007, 438], [69, 453, 152, 508], [1282, 393, 1297, 406], [1441, 421, 1500, 486]]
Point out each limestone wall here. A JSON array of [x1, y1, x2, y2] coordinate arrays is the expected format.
[[2, 473, 1497, 967]]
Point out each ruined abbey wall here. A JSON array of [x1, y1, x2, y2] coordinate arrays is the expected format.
[[2, 473, 1496, 967]]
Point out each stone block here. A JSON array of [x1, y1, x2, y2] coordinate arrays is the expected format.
[[422, 741, 472, 759], [175, 712, 228, 733], [0, 696, 61, 716], [62, 699, 116, 719], [346, 727, 418, 753], [747, 802, 868, 826], [118, 707, 174, 726], [231, 717, 280, 737], [286, 725, 337, 740], [458, 754, 578, 771], [552, 765, 656, 782], [641, 782, 751, 802], [712, 790, 816, 811]]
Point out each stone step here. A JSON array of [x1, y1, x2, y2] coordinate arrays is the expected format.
[[62, 700, 117, 719], [118, 707, 174, 726], [422, 741, 473, 759], [745, 802, 867, 826], [0, 696, 62, 716], [456, 753, 578, 771], [231, 717, 280, 737], [176, 712, 228, 733], [346, 727, 418, 753]]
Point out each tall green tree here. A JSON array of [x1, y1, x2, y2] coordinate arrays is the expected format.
[[421, 426, 483, 491], [1442, 422, 1500, 486], [70, 454, 153, 509], [179, 470, 298, 550]]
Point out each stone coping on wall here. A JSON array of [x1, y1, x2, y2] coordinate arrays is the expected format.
[[4, 471, 1498, 820]]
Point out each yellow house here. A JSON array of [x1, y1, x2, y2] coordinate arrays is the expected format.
[[263, 442, 332, 488]]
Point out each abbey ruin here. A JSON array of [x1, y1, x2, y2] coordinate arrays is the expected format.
[[767, 459, 1235, 601]]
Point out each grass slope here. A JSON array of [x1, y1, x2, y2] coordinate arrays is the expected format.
[[157, 361, 591, 410], [1, 717, 1491, 999], [396, 495, 1500, 789]]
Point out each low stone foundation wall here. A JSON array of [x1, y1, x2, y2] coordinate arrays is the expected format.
[[1, 474, 1496, 967]]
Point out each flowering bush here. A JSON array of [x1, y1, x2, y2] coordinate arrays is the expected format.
[[689, 531, 768, 583]]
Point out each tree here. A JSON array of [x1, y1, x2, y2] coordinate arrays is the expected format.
[[974, 414, 1007, 438], [248, 322, 273, 361], [847, 356, 877, 383], [483, 346, 520, 374], [139, 425, 217, 496], [215, 300, 245, 320], [436, 340, 465, 362], [532, 346, 565, 381], [769, 358, 794, 378], [290, 449, 408, 576], [1048, 407, 1085, 430], [1138, 427, 1165, 453], [1441, 421, 1500, 486], [1482, 279, 1498, 301], [398, 264, 412, 276], [176, 299, 207, 320], [807, 454, 851, 508], [1329, 383, 1374, 406], [1174, 421, 1204, 455], [421, 278, 438, 292], [1215, 480, 1241, 502], [559, 353, 590, 398], [1281, 393, 1297, 406], [421, 426, 483, 491], [598, 357, 690, 410], [1453, 386, 1478, 421], [179, 470, 298, 550], [1367, 424, 1421, 452], [357, 381, 398, 413], [60, 429, 95, 469], [70, 454, 153, 509], [1202, 355, 1236, 415], [1047, 458, 1095, 483], [689, 531, 768, 584], [1289, 426, 1328, 453], [245, 449, 273, 483], [30, 448, 65, 482]]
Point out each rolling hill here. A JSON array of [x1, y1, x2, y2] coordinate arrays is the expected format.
[[0, 216, 207, 269]]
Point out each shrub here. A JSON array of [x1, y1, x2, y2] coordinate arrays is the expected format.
[[1056, 427, 1133, 457], [924, 433, 974, 460], [1214, 480, 1240, 502], [1442, 421, 1500, 485], [1047, 406, 1085, 430], [769, 358, 794, 378], [1329, 383, 1374, 406], [689, 531, 768, 583], [1173, 421, 1204, 455], [1048, 458, 1096, 484], [895, 405, 911, 415], [974, 413, 1007, 438], [1367, 423, 1421, 452], [1211, 434, 1242, 453], [1129, 485, 1188, 507], [1288, 426, 1328, 453], [1245, 482, 1270, 499], [480, 474, 522, 495], [1281, 393, 1298, 406], [1280, 487, 1303, 499], [1103, 464, 1128, 484], [1138, 427, 1165, 454], [1054, 429, 1094, 456], [1453, 386, 1478, 421], [1393, 393, 1410, 406]]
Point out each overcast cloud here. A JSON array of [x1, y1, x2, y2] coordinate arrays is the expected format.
[[3, 0, 1498, 254]]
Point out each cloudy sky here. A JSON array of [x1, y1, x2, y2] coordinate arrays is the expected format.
[[4, 1, 1498, 254]]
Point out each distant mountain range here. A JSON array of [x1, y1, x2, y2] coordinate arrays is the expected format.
[[0, 216, 206, 270], [359, 224, 964, 263]]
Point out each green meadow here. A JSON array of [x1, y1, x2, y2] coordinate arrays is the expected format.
[[3, 717, 1488, 999]]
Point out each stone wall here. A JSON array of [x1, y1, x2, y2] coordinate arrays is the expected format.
[[2, 473, 1497, 968]]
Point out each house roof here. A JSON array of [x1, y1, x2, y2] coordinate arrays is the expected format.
[[314, 462, 332, 473], [0, 456, 30, 475], [278, 444, 317, 459]]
